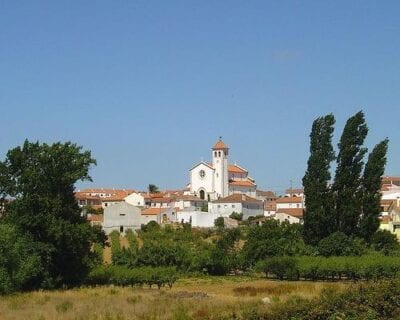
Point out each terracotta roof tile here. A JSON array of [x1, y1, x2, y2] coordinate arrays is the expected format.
[[229, 180, 256, 187], [276, 196, 303, 204], [212, 139, 229, 150], [276, 208, 304, 218], [141, 208, 168, 215], [228, 164, 247, 174]]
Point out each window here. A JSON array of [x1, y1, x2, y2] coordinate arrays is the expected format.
[[218, 205, 221, 208], [120, 213, 126, 216], [120, 226, 124, 233], [218, 151, 221, 157], [232, 205, 235, 208]]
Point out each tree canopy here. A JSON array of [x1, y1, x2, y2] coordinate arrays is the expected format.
[[0, 140, 105, 290]]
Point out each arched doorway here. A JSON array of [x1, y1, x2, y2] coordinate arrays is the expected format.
[[199, 190, 205, 200]]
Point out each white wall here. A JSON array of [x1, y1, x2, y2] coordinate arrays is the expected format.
[[177, 211, 219, 228], [190, 163, 215, 198], [211, 202, 243, 217], [228, 185, 256, 197], [274, 212, 301, 224], [276, 202, 303, 209], [103, 202, 142, 234], [124, 193, 145, 207]]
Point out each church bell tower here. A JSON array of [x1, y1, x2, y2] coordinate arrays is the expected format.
[[212, 137, 229, 198]]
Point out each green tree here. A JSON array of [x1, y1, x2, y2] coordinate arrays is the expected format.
[[371, 230, 399, 254], [0, 224, 42, 294], [241, 220, 307, 266], [148, 184, 159, 193], [332, 111, 368, 236], [0, 140, 105, 288], [214, 217, 225, 229], [302, 114, 336, 245], [359, 139, 389, 241], [229, 211, 243, 221]]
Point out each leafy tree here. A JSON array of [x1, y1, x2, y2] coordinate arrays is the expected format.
[[206, 228, 241, 275], [359, 139, 389, 241], [214, 217, 225, 229], [371, 230, 399, 254], [317, 232, 366, 257], [148, 184, 159, 193], [302, 114, 336, 245], [0, 224, 42, 294], [229, 211, 243, 221], [0, 140, 105, 288], [241, 220, 308, 266], [332, 111, 369, 236]]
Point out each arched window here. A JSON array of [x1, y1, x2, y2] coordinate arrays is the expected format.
[[199, 190, 205, 200], [218, 151, 221, 157]]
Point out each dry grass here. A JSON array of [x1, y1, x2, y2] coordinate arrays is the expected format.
[[0, 277, 347, 320]]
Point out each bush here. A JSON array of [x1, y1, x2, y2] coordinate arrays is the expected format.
[[371, 230, 399, 254], [0, 224, 42, 294], [317, 232, 367, 257], [86, 266, 178, 289], [214, 217, 225, 229], [267, 279, 400, 319], [229, 212, 243, 221], [256, 256, 299, 280]]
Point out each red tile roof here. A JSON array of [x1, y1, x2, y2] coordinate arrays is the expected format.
[[228, 164, 247, 174], [276, 196, 303, 204], [276, 208, 304, 218], [212, 139, 229, 150], [257, 190, 277, 198], [141, 208, 168, 215], [229, 180, 256, 187]]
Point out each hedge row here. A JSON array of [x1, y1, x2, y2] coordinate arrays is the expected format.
[[86, 266, 178, 289], [257, 255, 400, 281]]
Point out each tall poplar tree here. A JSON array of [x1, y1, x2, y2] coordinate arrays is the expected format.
[[302, 114, 336, 245], [359, 138, 389, 241], [332, 111, 368, 236]]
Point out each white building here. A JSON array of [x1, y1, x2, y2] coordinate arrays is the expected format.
[[210, 193, 263, 220], [274, 196, 305, 223], [189, 139, 257, 201], [124, 192, 146, 207], [103, 202, 142, 234]]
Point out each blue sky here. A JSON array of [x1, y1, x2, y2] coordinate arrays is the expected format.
[[1, 1, 399, 194]]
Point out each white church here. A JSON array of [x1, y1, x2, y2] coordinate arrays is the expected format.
[[188, 138, 257, 201]]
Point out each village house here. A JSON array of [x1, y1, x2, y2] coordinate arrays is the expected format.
[[274, 195, 305, 223], [102, 202, 142, 234], [387, 199, 400, 239], [210, 193, 263, 219]]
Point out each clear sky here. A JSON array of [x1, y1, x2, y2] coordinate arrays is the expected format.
[[1, 1, 399, 194]]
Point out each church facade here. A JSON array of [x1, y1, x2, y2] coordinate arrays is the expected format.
[[188, 139, 257, 201]]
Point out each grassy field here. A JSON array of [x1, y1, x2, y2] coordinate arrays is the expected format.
[[0, 276, 347, 320]]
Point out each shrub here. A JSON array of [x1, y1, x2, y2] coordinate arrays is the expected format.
[[371, 230, 399, 254], [256, 256, 299, 280], [86, 266, 179, 289], [267, 279, 400, 319], [317, 232, 367, 256], [229, 212, 243, 221]]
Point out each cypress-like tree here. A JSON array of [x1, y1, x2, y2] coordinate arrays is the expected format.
[[359, 138, 389, 241], [332, 111, 368, 236], [302, 114, 336, 245]]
